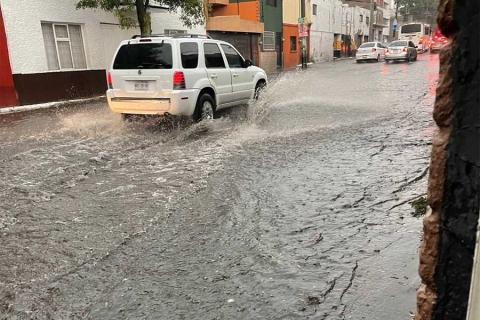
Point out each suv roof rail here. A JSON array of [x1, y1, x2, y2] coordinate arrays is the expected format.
[[171, 34, 212, 39], [131, 34, 167, 39], [130, 33, 211, 39]]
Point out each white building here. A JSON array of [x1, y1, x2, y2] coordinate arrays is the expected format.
[[309, 0, 343, 62], [342, 5, 371, 47], [0, 0, 204, 107]]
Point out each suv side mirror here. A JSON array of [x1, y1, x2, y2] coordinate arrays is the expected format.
[[415, 45, 418, 48], [244, 59, 252, 68]]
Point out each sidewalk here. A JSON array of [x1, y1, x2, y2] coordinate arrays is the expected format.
[[0, 96, 105, 115]]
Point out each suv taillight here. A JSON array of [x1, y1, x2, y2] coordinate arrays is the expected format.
[[403, 47, 408, 52], [371, 48, 376, 52], [107, 72, 113, 89], [173, 71, 185, 90]]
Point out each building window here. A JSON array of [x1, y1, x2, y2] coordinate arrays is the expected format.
[[366, 16, 370, 25], [165, 29, 186, 35], [360, 15, 363, 22], [41, 23, 87, 70], [266, 0, 277, 7], [313, 4, 317, 15], [290, 36, 297, 52], [263, 31, 275, 51]]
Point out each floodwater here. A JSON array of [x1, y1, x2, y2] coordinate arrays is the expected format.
[[0, 54, 439, 319]]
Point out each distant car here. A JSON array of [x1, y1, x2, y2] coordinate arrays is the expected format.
[[107, 34, 268, 122], [385, 40, 418, 63], [430, 27, 448, 53], [355, 42, 386, 63]]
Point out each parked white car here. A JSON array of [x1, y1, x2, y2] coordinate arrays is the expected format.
[[106, 34, 268, 121], [356, 42, 386, 63]]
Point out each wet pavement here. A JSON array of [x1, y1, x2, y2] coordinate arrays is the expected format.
[[0, 54, 439, 319]]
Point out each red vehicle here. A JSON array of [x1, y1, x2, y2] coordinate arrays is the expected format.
[[430, 27, 448, 53]]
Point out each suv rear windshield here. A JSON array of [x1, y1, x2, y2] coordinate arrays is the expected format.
[[113, 43, 173, 69]]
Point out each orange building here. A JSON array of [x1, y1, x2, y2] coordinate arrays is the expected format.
[[206, 0, 264, 68], [282, 24, 300, 69]]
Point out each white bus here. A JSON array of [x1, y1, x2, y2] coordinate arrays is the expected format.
[[398, 23, 431, 53]]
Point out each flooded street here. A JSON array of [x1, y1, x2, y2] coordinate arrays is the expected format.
[[1, 55, 439, 319]]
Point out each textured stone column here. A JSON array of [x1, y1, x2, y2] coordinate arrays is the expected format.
[[416, 0, 480, 319]]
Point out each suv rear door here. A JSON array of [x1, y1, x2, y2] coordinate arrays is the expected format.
[[110, 40, 175, 98], [203, 42, 233, 107]]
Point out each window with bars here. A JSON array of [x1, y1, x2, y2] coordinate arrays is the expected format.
[[41, 23, 87, 71], [313, 4, 317, 15], [263, 31, 275, 51]]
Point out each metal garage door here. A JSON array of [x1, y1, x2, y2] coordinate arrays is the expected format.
[[208, 32, 259, 67]]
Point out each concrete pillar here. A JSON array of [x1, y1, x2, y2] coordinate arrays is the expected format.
[[415, 0, 480, 319]]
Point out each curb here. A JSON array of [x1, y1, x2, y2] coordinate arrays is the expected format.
[[0, 96, 105, 115]]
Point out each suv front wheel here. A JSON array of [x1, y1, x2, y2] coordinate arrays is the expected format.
[[193, 93, 216, 122]]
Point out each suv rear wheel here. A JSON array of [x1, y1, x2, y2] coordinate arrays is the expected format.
[[193, 93, 216, 122]]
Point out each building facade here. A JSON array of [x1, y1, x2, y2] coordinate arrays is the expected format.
[[207, 0, 282, 73], [282, 0, 301, 69], [206, 0, 264, 68], [0, 0, 204, 107], [309, 0, 342, 62], [281, 0, 312, 69], [259, 0, 283, 72], [342, 4, 371, 51]]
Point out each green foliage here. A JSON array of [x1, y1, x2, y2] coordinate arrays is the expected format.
[[410, 196, 428, 218], [76, 0, 204, 34], [162, 0, 205, 29], [394, 0, 439, 24]]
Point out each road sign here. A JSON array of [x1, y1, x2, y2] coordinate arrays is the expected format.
[[298, 17, 304, 24], [298, 23, 308, 37], [392, 18, 398, 31]]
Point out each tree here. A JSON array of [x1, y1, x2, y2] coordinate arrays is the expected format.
[[394, 0, 439, 25], [76, 0, 205, 36]]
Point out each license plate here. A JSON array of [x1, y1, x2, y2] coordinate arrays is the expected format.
[[135, 82, 149, 91], [363, 55, 368, 58]]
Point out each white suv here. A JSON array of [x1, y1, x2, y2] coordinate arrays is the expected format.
[[106, 34, 268, 121]]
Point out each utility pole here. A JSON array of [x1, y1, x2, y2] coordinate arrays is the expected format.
[[300, 0, 307, 68], [369, 0, 374, 41]]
